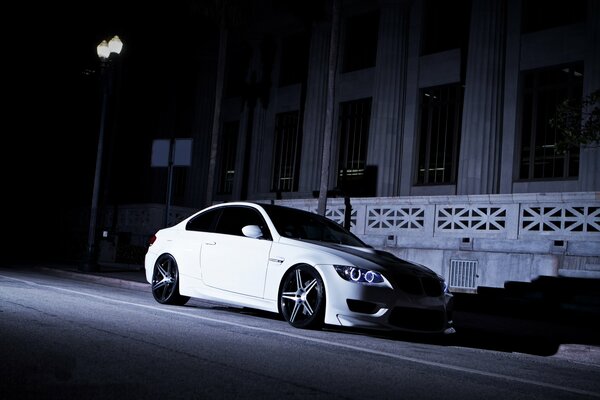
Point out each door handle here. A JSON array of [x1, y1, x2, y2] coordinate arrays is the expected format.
[[205, 241, 216, 245]]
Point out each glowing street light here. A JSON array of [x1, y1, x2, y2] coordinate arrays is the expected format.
[[81, 35, 124, 272], [97, 35, 123, 59]]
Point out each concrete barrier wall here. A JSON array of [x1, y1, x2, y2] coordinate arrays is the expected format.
[[272, 192, 600, 290], [105, 192, 600, 289]]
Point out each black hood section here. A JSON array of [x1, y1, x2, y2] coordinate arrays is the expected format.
[[305, 240, 437, 277]]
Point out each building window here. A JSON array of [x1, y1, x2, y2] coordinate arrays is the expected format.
[[521, 0, 586, 33], [342, 10, 379, 73], [416, 84, 464, 184], [225, 41, 251, 98], [421, 0, 471, 56], [271, 111, 302, 193], [519, 64, 583, 180], [218, 121, 239, 194], [337, 98, 372, 195], [279, 32, 310, 87]]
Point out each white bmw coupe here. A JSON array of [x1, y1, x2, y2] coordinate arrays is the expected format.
[[145, 202, 454, 334]]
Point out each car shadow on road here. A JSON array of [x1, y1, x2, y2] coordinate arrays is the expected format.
[[389, 276, 600, 356], [186, 276, 600, 358]]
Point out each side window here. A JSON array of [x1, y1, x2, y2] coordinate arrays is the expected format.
[[337, 97, 373, 196], [271, 111, 302, 193], [186, 209, 220, 232], [518, 63, 583, 180], [416, 84, 464, 184], [215, 207, 271, 239]]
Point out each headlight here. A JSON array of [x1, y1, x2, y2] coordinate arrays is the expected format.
[[334, 265, 385, 284], [437, 274, 450, 293]]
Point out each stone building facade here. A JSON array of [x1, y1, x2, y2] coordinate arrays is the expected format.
[[104, 0, 600, 291]]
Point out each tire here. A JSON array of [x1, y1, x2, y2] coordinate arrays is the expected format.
[[279, 265, 325, 329], [151, 254, 190, 306]]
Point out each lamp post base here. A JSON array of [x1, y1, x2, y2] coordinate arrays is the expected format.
[[80, 247, 100, 272], [79, 261, 99, 272]]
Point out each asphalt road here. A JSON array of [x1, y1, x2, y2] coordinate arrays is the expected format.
[[1, 266, 599, 400]]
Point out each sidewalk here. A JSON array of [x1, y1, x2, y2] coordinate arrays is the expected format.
[[29, 262, 600, 367], [38, 262, 148, 291]]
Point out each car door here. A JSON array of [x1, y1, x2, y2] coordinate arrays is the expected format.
[[182, 208, 221, 281], [200, 206, 273, 298]]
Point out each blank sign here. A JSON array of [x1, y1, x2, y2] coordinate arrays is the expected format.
[[151, 139, 192, 167]]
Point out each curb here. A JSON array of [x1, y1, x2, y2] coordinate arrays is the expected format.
[[38, 267, 149, 291], [553, 344, 600, 367]]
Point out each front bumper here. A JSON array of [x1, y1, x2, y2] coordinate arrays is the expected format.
[[334, 294, 454, 334], [320, 266, 454, 334]]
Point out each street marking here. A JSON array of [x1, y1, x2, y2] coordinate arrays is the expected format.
[[2, 272, 599, 398]]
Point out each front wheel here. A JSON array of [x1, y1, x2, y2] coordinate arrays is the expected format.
[[279, 265, 325, 329], [151, 254, 190, 305]]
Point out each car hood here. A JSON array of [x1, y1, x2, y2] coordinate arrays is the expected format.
[[301, 239, 438, 278]]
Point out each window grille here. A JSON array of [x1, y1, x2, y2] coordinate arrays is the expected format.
[[337, 98, 372, 195], [521, 205, 600, 234], [519, 63, 582, 180], [271, 111, 302, 193], [417, 84, 463, 184], [367, 206, 425, 230], [449, 259, 478, 290]]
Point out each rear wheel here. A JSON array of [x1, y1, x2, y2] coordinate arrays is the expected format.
[[279, 265, 325, 329], [151, 254, 189, 305]]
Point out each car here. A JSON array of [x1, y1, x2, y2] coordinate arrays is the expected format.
[[145, 201, 455, 334]]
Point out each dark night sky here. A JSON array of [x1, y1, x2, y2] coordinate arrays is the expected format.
[[5, 2, 214, 260], [9, 7, 115, 198]]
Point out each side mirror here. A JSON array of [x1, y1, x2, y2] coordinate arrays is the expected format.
[[242, 225, 263, 239]]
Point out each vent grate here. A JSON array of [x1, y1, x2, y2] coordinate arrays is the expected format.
[[449, 259, 478, 289]]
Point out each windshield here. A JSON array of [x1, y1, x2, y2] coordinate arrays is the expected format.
[[261, 204, 367, 247]]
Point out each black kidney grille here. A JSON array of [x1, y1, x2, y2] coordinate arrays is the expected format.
[[394, 274, 443, 297], [421, 276, 443, 297], [395, 274, 423, 295]]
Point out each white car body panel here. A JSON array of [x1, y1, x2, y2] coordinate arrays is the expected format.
[[145, 202, 454, 333], [200, 232, 272, 297]]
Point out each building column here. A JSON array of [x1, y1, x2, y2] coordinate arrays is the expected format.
[[187, 61, 216, 207], [298, 21, 331, 197], [579, 0, 600, 191], [457, 0, 507, 195], [236, 37, 267, 200], [367, 0, 409, 197]]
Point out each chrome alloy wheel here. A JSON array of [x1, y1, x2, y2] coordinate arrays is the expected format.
[[151, 254, 189, 305], [279, 265, 325, 329]]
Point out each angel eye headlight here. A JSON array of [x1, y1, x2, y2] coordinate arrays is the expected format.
[[442, 278, 450, 294], [334, 265, 384, 284], [437, 274, 450, 294], [364, 270, 376, 283]]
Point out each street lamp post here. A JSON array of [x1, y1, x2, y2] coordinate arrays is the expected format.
[[81, 35, 123, 272]]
